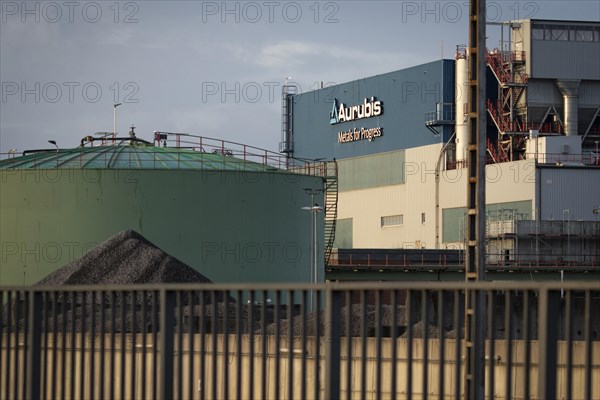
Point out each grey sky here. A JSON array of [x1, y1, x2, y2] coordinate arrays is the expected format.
[[1, 1, 599, 153]]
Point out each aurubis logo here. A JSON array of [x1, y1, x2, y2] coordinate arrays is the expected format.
[[330, 97, 383, 125]]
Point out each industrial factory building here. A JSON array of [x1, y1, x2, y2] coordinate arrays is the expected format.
[[0, 136, 336, 285], [282, 19, 600, 269]]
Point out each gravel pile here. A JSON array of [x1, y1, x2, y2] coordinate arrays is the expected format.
[[36, 230, 212, 286]]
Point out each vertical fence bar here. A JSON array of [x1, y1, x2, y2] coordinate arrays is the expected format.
[[261, 290, 268, 400], [41, 292, 49, 400], [152, 291, 159, 400], [287, 290, 294, 400], [438, 290, 445, 400], [109, 291, 116, 400], [80, 291, 87, 400], [99, 291, 106, 400], [538, 288, 559, 400], [422, 290, 429, 400], [346, 290, 353, 400], [407, 289, 413, 400], [20, 290, 28, 400], [236, 290, 242, 400], [223, 290, 230, 400], [187, 290, 194, 400], [25, 290, 42, 400], [584, 290, 592, 400], [454, 290, 462, 400], [391, 290, 398, 400], [249, 290, 255, 400], [199, 290, 206, 400], [523, 290, 531, 400], [488, 291, 496, 400], [565, 290, 573, 400], [375, 289, 382, 400], [131, 290, 137, 400], [301, 289, 308, 400], [160, 289, 175, 400], [210, 291, 218, 399], [275, 290, 281, 400], [90, 291, 96, 400], [315, 290, 321, 400], [505, 291, 513, 400], [177, 291, 183, 399], [61, 291, 67, 399], [325, 287, 342, 400], [360, 290, 367, 400], [142, 291, 148, 400], [120, 291, 126, 400]]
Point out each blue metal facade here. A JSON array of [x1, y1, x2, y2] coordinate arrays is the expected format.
[[290, 60, 455, 161]]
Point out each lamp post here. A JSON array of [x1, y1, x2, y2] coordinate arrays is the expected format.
[[113, 103, 122, 143], [302, 188, 323, 311], [48, 140, 58, 166]]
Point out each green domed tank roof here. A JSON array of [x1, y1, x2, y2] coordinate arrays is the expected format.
[[0, 145, 282, 172]]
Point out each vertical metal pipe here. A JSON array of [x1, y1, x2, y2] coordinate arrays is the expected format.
[[464, 0, 488, 396], [454, 290, 462, 400], [565, 290, 573, 400], [61, 291, 67, 399]]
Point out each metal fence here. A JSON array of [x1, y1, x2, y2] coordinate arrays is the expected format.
[[1, 282, 598, 400]]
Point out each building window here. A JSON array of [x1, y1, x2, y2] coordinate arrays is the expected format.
[[421, 213, 426, 224], [381, 214, 403, 227]]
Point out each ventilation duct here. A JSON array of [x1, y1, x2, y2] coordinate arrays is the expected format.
[[556, 80, 581, 136]]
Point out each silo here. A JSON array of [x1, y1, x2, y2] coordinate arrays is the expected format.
[[0, 141, 333, 285]]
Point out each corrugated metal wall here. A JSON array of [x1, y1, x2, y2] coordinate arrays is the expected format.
[[539, 166, 600, 220]]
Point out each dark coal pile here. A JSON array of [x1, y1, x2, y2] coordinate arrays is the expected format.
[[6, 230, 218, 333], [263, 304, 407, 337], [36, 230, 212, 286]]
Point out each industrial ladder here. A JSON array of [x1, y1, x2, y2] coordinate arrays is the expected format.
[[323, 161, 338, 268]]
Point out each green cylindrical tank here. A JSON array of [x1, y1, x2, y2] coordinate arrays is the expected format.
[[0, 145, 326, 285]]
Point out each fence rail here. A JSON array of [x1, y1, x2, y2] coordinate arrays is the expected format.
[[1, 282, 598, 400]]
